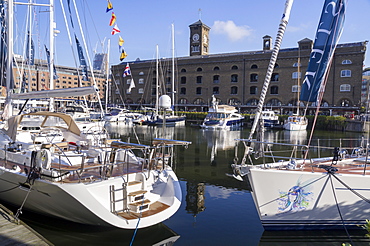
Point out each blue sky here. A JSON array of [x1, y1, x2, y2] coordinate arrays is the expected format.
[[13, 0, 370, 68]]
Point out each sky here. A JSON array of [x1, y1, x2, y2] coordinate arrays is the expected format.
[[12, 0, 370, 69]]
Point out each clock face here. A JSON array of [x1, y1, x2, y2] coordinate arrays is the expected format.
[[203, 34, 208, 43], [192, 34, 199, 42]]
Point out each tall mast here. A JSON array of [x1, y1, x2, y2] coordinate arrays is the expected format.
[[49, 0, 55, 111], [248, 0, 294, 140], [6, 0, 14, 117], [105, 39, 110, 114], [171, 23, 175, 116], [155, 44, 159, 116]]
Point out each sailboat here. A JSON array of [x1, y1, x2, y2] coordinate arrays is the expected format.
[[231, 0, 370, 230], [145, 25, 186, 127], [283, 47, 308, 131], [0, 0, 191, 229]]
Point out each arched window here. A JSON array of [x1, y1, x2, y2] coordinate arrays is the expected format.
[[197, 67, 203, 72], [213, 66, 220, 71], [341, 70, 351, 77], [266, 98, 281, 106], [293, 62, 301, 67], [342, 59, 352, 65], [228, 98, 241, 105], [250, 73, 258, 82], [270, 86, 278, 95], [178, 98, 188, 104], [213, 75, 220, 83], [231, 74, 238, 83], [340, 84, 351, 92], [231, 86, 238, 95], [275, 63, 279, 68], [194, 98, 205, 105], [250, 86, 257, 95], [139, 71, 145, 75], [246, 98, 258, 106], [231, 65, 238, 70], [251, 64, 258, 69], [181, 68, 187, 73]]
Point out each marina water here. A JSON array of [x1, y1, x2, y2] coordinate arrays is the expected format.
[[9, 124, 370, 245]]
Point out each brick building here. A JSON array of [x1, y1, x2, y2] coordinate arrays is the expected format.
[[111, 20, 367, 115]]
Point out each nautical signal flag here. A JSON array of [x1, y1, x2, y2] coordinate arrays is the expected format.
[[118, 36, 124, 50], [111, 24, 120, 35], [106, 0, 113, 12], [120, 49, 128, 61], [123, 63, 131, 76], [109, 12, 116, 26], [128, 78, 136, 93]]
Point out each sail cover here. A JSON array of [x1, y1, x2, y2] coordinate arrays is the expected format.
[[299, 0, 345, 102]]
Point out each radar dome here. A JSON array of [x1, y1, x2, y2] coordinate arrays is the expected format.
[[159, 95, 171, 109]]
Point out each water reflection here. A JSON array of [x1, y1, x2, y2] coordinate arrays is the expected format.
[[185, 182, 206, 219]]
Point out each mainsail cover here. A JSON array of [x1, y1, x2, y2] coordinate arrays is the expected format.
[[299, 0, 345, 102]]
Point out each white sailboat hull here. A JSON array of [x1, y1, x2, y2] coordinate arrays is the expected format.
[[247, 165, 370, 230], [0, 167, 182, 229]]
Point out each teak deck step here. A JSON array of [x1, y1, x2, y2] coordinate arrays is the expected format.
[[129, 199, 150, 207], [128, 190, 147, 196]]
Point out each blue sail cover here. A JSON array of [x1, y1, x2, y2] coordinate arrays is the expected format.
[[299, 0, 345, 102]]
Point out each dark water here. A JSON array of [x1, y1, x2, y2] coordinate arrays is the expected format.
[[12, 124, 370, 245]]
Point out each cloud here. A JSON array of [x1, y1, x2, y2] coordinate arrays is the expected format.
[[212, 20, 252, 41]]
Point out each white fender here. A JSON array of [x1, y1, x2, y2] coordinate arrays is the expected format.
[[36, 149, 52, 170]]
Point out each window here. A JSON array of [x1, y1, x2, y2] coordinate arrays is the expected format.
[[275, 63, 279, 68], [231, 86, 238, 95], [126, 89, 131, 94], [180, 87, 186, 95], [194, 98, 205, 105], [250, 86, 257, 95], [292, 85, 300, 93], [138, 88, 144, 94], [342, 59, 352, 65], [231, 65, 238, 70], [341, 70, 351, 77], [196, 76, 202, 84], [271, 73, 279, 82], [181, 76, 186, 84], [196, 87, 202, 95], [231, 74, 238, 83], [292, 72, 301, 79], [213, 86, 219, 95], [192, 45, 200, 52], [197, 67, 203, 72], [179, 98, 188, 104], [266, 98, 281, 106], [250, 73, 258, 82], [293, 62, 301, 67], [126, 79, 131, 84], [251, 64, 258, 69], [213, 66, 220, 71], [181, 68, 187, 73], [246, 98, 258, 106], [138, 78, 144, 84], [213, 75, 220, 83], [139, 71, 144, 75], [270, 86, 278, 95], [340, 84, 351, 92]]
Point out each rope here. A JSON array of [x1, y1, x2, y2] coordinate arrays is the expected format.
[[328, 174, 354, 245]]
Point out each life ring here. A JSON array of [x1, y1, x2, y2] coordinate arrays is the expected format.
[[36, 149, 52, 170]]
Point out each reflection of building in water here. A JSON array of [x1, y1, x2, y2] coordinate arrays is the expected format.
[[202, 129, 241, 162], [283, 130, 307, 144], [185, 182, 205, 217]]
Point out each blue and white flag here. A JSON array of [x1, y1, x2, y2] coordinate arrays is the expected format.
[[299, 0, 345, 102], [26, 31, 34, 65], [75, 35, 89, 81]]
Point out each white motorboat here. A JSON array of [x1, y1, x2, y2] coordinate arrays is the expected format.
[[251, 110, 280, 128], [0, 111, 191, 229], [201, 95, 244, 130], [283, 114, 308, 131]]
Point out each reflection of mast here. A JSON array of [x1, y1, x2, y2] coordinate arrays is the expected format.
[[296, 47, 301, 115], [185, 182, 205, 219]]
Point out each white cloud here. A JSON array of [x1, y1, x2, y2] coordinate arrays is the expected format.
[[212, 20, 252, 42]]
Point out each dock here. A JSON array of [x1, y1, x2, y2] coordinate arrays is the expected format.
[[0, 204, 52, 246]]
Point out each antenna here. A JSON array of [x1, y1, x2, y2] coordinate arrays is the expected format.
[[198, 8, 202, 20]]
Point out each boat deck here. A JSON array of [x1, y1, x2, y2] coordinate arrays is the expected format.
[[117, 201, 170, 220]]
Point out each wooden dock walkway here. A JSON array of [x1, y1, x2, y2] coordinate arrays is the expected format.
[[0, 204, 52, 246]]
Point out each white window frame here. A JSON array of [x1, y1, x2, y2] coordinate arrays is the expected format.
[[138, 88, 144, 94], [342, 59, 352, 65], [292, 71, 301, 79], [292, 85, 300, 93], [340, 84, 351, 92], [138, 78, 144, 84], [341, 70, 351, 77]]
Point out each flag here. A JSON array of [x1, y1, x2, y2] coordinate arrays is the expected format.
[[123, 63, 131, 77], [109, 12, 116, 26], [128, 78, 135, 93], [118, 36, 124, 50], [106, 0, 113, 12], [26, 31, 34, 65], [120, 49, 128, 61], [111, 24, 120, 35], [45, 45, 58, 79], [299, 0, 345, 102], [75, 35, 89, 81]]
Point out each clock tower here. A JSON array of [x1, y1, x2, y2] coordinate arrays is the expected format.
[[189, 20, 210, 56]]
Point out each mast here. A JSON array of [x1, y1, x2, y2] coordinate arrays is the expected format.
[[248, 0, 294, 140], [5, 0, 14, 117], [171, 23, 175, 116], [296, 47, 301, 115], [155, 44, 159, 116], [105, 39, 110, 114], [49, 0, 55, 111]]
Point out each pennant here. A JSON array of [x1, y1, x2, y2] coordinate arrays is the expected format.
[[299, 0, 345, 102], [111, 24, 120, 35], [109, 12, 116, 26], [45, 45, 58, 79], [120, 49, 128, 61], [26, 31, 34, 65], [118, 36, 124, 50], [128, 78, 135, 93], [123, 63, 131, 77], [106, 0, 113, 13]]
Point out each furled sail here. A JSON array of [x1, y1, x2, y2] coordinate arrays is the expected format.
[[299, 0, 345, 102]]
